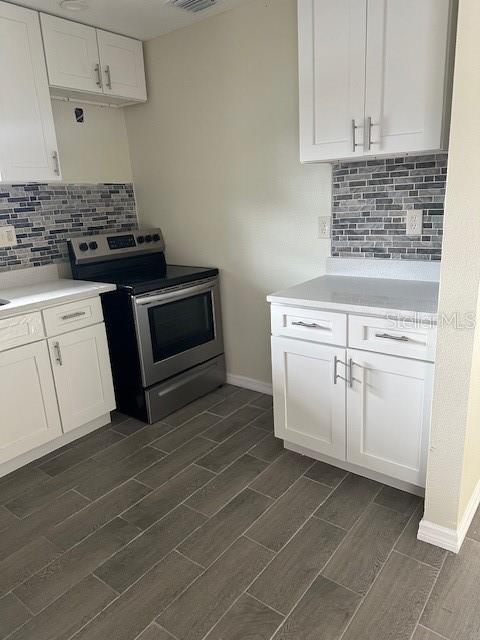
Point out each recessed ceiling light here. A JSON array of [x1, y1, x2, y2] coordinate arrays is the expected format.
[[59, 0, 89, 11]]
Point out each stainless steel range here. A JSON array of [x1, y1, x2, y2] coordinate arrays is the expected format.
[[68, 229, 226, 423]]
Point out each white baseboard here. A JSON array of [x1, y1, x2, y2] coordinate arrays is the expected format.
[[226, 373, 272, 396], [418, 478, 480, 553]]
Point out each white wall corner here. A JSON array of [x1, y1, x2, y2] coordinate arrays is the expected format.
[[226, 373, 272, 396], [418, 478, 480, 553]]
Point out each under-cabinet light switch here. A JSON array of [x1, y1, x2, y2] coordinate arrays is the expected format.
[[0, 225, 17, 248]]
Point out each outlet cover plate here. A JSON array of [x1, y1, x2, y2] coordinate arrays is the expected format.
[[406, 210, 423, 237], [0, 225, 17, 248], [318, 216, 331, 239]]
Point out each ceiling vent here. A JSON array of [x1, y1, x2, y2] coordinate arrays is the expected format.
[[169, 0, 217, 13]]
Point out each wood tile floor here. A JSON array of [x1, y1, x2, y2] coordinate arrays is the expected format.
[[1, 384, 479, 640]]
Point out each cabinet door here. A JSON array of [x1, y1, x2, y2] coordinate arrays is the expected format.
[[0, 2, 61, 182], [40, 14, 102, 94], [298, 0, 367, 162], [0, 341, 61, 465], [272, 336, 346, 460], [347, 349, 433, 486], [49, 323, 115, 433], [364, 0, 451, 155], [97, 29, 146, 101]]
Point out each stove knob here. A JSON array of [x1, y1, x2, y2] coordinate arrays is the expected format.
[[89, 241, 98, 250], [145, 235, 152, 243], [79, 242, 88, 252], [137, 235, 145, 244], [152, 233, 160, 242]]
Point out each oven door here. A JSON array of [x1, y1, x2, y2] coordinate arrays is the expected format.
[[133, 278, 224, 388]]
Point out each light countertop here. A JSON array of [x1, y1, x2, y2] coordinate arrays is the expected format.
[[267, 275, 439, 319], [0, 279, 116, 319]]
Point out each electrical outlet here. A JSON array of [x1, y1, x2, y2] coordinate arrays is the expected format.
[[0, 225, 17, 248], [318, 216, 331, 239], [406, 210, 423, 237]]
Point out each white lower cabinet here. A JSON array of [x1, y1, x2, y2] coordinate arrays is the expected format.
[[0, 341, 62, 464], [49, 323, 115, 433], [347, 349, 433, 486], [272, 336, 346, 460]]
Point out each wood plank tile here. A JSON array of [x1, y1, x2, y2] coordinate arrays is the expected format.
[[0, 505, 18, 532], [38, 429, 124, 476], [248, 434, 284, 463], [249, 451, 314, 498], [202, 406, 264, 442], [7, 575, 116, 640], [467, 504, 480, 542], [47, 479, 152, 549], [204, 594, 282, 640], [395, 504, 446, 569], [323, 503, 409, 595], [0, 466, 51, 504], [314, 474, 382, 530], [342, 552, 436, 640], [0, 491, 89, 561], [250, 409, 274, 432], [93, 423, 172, 464], [152, 412, 221, 452], [76, 446, 164, 500], [95, 505, 206, 592], [137, 624, 176, 640], [421, 537, 480, 640], [163, 392, 225, 427], [124, 465, 214, 530], [247, 478, 332, 552], [0, 537, 62, 596], [374, 485, 421, 515], [0, 593, 31, 640], [74, 552, 202, 640], [412, 627, 447, 640], [158, 537, 274, 640], [178, 489, 272, 567], [111, 416, 150, 437], [249, 517, 346, 614], [137, 437, 217, 489], [197, 428, 267, 473], [185, 455, 268, 517], [305, 461, 348, 489], [272, 575, 361, 640], [249, 394, 274, 410], [208, 389, 262, 417], [14, 517, 140, 614]]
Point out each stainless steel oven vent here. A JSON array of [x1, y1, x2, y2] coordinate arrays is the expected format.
[[169, 0, 217, 13]]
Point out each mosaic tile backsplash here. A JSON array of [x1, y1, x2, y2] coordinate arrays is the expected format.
[[0, 183, 137, 272], [331, 153, 447, 260]]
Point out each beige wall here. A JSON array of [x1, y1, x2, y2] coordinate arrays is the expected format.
[[424, 0, 480, 531], [53, 99, 133, 184], [124, 0, 331, 384]]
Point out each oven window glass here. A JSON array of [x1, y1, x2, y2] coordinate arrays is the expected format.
[[148, 292, 215, 362]]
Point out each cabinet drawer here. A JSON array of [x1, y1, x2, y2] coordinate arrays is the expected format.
[[43, 297, 103, 337], [0, 312, 44, 352], [348, 315, 437, 361], [271, 305, 347, 346]]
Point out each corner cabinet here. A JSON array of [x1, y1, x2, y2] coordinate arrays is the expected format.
[[0, 1, 61, 182], [298, 0, 457, 162], [270, 305, 436, 490]]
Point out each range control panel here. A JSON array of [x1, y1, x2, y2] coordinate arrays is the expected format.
[[69, 228, 165, 263]]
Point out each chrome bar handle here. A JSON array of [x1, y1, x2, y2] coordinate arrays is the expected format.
[[105, 65, 112, 90], [53, 341, 63, 366], [61, 311, 86, 321], [334, 356, 347, 385], [375, 333, 409, 342], [52, 151, 60, 176], [292, 321, 328, 330], [348, 358, 353, 387], [94, 63, 103, 88], [351, 119, 362, 153], [365, 116, 372, 151]]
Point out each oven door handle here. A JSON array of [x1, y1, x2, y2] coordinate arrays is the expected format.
[[134, 280, 216, 306]]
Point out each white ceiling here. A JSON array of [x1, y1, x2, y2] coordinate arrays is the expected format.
[[13, 0, 250, 40]]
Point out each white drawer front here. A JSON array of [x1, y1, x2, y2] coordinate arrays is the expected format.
[[43, 297, 104, 337], [271, 305, 347, 346], [348, 315, 437, 361], [0, 312, 44, 352]]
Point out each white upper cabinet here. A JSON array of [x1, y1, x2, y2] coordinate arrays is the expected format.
[[97, 29, 147, 102], [40, 14, 147, 103], [298, 0, 455, 162], [40, 14, 102, 95], [0, 2, 61, 182]]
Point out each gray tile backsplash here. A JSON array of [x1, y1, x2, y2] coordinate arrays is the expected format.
[[0, 183, 138, 272], [331, 153, 447, 260]]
